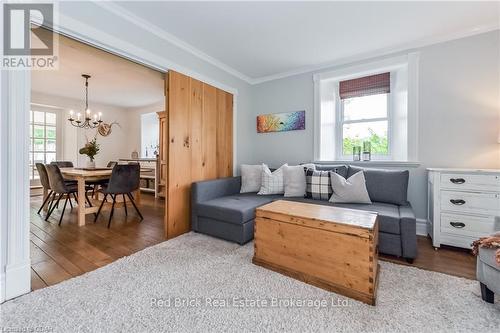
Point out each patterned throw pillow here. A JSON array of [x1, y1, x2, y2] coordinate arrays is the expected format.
[[305, 168, 332, 200], [257, 164, 288, 195]]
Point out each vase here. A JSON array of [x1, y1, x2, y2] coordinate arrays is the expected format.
[[86, 159, 95, 169]]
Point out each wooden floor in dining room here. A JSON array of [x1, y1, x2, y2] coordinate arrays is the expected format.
[[30, 192, 166, 291]]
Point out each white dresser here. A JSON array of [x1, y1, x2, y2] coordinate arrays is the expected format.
[[427, 168, 500, 249]]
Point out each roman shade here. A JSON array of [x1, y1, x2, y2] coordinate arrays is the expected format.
[[339, 72, 390, 99]]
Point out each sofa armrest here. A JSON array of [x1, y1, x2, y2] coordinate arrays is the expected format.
[[399, 204, 417, 259], [191, 177, 241, 231], [192, 176, 241, 204]]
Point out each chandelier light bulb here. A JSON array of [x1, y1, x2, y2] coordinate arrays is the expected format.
[[77, 113, 81, 121]]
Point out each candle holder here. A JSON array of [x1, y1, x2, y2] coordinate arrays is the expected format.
[[68, 114, 103, 129], [352, 146, 361, 161], [362, 141, 371, 161]]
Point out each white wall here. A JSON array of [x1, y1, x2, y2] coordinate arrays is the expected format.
[[125, 101, 164, 158], [244, 31, 500, 219], [141, 113, 159, 158], [31, 91, 133, 167], [57, 1, 255, 167]]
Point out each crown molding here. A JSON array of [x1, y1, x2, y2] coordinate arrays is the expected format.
[[94, 1, 253, 84], [92, 1, 499, 86], [52, 12, 239, 95], [251, 24, 499, 84]]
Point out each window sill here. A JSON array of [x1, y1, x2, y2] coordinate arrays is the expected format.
[[314, 160, 421, 168]]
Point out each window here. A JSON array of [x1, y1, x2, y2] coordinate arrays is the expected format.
[[314, 54, 418, 162], [338, 72, 390, 159], [29, 109, 58, 182]]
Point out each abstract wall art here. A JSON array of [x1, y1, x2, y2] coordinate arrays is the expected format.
[[256, 110, 305, 133]]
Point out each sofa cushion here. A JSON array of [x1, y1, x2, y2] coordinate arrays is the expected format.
[[333, 202, 401, 234], [347, 166, 409, 205], [279, 197, 401, 234], [197, 193, 280, 225], [315, 164, 348, 178]]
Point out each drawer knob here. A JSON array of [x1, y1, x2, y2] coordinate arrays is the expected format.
[[450, 222, 465, 229], [450, 178, 465, 184], [450, 199, 466, 205]]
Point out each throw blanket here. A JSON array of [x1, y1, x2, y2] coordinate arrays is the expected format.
[[472, 232, 500, 265]]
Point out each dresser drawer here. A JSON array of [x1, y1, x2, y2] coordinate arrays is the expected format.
[[441, 213, 499, 238], [440, 190, 500, 215], [440, 173, 500, 192]]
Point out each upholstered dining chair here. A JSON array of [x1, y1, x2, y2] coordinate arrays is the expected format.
[[89, 161, 118, 198], [35, 163, 56, 215], [94, 164, 143, 228], [45, 164, 93, 225], [50, 161, 74, 168], [37, 163, 79, 213]]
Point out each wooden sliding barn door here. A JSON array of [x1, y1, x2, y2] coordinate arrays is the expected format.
[[165, 71, 233, 239]]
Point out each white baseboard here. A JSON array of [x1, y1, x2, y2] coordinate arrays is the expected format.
[[416, 218, 428, 236], [3, 262, 30, 302]]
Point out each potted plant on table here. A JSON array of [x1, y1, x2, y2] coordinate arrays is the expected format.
[[79, 137, 100, 168]]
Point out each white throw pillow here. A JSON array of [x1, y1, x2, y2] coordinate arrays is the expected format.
[[283, 164, 315, 197], [329, 171, 372, 204], [240, 164, 266, 193], [258, 164, 288, 195]]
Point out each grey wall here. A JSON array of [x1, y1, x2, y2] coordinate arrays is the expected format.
[[244, 31, 500, 220]]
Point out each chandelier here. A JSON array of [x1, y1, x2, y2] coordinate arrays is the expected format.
[[67, 74, 103, 129]]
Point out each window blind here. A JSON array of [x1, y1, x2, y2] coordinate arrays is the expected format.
[[339, 72, 390, 99]]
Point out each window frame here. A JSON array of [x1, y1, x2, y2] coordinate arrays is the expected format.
[[313, 53, 419, 163], [335, 91, 393, 161], [29, 106, 62, 186]]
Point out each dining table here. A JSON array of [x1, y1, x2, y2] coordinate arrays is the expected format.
[[47, 167, 141, 226]]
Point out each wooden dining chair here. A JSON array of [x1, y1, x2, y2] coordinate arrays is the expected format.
[[45, 164, 93, 225], [94, 164, 143, 228]]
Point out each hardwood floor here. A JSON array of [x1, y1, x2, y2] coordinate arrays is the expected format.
[[30, 192, 476, 291], [30, 192, 165, 291], [381, 236, 476, 280]]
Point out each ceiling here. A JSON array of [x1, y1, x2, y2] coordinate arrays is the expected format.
[[108, 1, 499, 83], [32, 29, 165, 108]]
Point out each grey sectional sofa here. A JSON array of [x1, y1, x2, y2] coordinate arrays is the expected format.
[[191, 165, 417, 262]]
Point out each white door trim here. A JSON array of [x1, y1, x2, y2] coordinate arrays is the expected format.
[[0, 69, 31, 303]]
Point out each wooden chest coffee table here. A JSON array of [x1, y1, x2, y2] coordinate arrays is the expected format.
[[253, 200, 379, 305]]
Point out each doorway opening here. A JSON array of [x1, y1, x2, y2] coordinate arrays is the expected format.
[[29, 29, 167, 290]]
